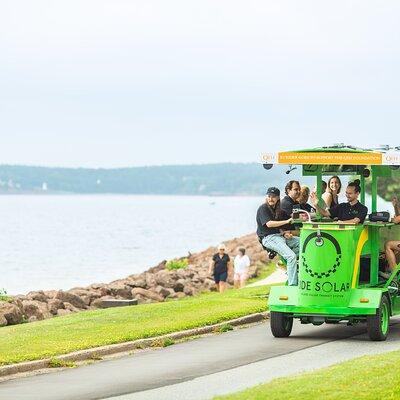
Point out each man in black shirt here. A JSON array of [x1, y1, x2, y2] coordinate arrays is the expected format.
[[280, 180, 301, 216], [256, 187, 300, 286], [310, 180, 368, 224]]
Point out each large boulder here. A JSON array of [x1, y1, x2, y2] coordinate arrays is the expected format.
[[173, 279, 186, 292], [88, 284, 111, 297], [0, 301, 23, 325], [47, 299, 65, 315], [145, 273, 157, 288], [154, 286, 174, 299], [26, 290, 48, 303], [131, 288, 164, 302], [154, 270, 175, 288], [43, 290, 58, 299], [57, 309, 72, 317], [63, 302, 81, 313], [91, 296, 115, 308], [183, 285, 197, 296], [69, 289, 101, 306], [107, 283, 132, 299], [22, 300, 52, 320], [0, 314, 7, 327], [129, 274, 147, 288], [55, 291, 87, 309]]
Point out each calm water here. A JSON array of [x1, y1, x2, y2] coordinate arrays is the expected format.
[[1, 194, 391, 294], [0, 195, 261, 294]]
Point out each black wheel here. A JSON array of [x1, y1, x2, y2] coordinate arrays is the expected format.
[[270, 311, 293, 337], [366, 296, 390, 341]]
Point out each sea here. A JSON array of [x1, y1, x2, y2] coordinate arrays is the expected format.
[[0, 195, 261, 294]]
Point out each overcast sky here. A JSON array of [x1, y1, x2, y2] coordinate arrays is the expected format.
[[1, 1, 400, 167]]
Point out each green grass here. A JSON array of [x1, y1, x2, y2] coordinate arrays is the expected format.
[[48, 358, 76, 368], [247, 261, 275, 285], [217, 324, 234, 333], [0, 286, 269, 366], [165, 258, 188, 270], [0, 288, 12, 302], [215, 350, 400, 400]]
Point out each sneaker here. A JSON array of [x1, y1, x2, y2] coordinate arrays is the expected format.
[[379, 271, 391, 279]]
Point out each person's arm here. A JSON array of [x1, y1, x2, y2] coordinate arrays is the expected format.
[[244, 255, 250, 275], [208, 258, 215, 275], [393, 197, 400, 217], [266, 217, 293, 228], [339, 206, 367, 224], [280, 198, 292, 216], [322, 192, 332, 209], [282, 229, 300, 238], [227, 256, 233, 276], [337, 218, 360, 224], [310, 192, 331, 218], [393, 215, 400, 224]]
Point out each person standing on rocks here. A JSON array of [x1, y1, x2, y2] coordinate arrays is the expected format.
[[209, 243, 231, 293], [233, 247, 250, 288]]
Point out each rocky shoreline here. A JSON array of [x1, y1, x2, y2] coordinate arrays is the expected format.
[[0, 233, 266, 327]]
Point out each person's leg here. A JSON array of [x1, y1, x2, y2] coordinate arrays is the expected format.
[[214, 274, 220, 291], [263, 235, 298, 285], [286, 236, 300, 257], [234, 273, 240, 289], [219, 272, 228, 293], [240, 271, 248, 288], [385, 241, 400, 271]]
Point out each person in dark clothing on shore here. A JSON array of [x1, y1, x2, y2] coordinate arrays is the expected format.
[[209, 243, 232, 293]]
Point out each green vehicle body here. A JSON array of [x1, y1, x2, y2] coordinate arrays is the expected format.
[[264, 146, 400, 340]]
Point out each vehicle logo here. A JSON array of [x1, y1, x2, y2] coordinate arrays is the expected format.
[[302, 232, 342, 279]]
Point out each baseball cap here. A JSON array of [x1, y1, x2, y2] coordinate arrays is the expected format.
[[266, 187, 280, 197]]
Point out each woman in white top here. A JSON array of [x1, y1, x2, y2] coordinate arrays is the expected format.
[[322, 175, 342, 209], [234, 247, 251, 288]]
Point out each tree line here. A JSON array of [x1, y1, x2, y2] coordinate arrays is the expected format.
[[0, 163, 289, 196]]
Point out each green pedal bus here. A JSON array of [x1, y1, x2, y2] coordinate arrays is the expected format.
[[263, 145, 400, 341]]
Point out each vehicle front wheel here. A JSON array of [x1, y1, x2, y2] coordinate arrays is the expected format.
[[366, 296, 390, 341], [270, 311, 293, 338]]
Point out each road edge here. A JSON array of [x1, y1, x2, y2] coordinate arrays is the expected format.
[[0, 311, 270, 378]]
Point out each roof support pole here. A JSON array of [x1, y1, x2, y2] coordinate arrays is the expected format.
[[316, 166, 322, 220], [360, 174, 365, 205], [371, 166, 377, 213], [370, 166, 379, 285]]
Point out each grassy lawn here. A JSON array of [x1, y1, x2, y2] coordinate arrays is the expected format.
[[215, 350, 400, 400], [247, 261, 276, 285], [0, 285, 270, 366]]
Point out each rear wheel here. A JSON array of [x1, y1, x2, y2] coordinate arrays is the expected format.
[[367, 296, 390, 341], [270, 311, 293, 337]]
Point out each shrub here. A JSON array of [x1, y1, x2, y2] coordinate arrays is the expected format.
[[0, 289, 11, 302], [218, 324, 234, 333], [166, 258, 188, 270], [48, 358, 76, 368]]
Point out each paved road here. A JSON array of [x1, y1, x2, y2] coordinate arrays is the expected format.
[[1, 319, 400, 400]]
